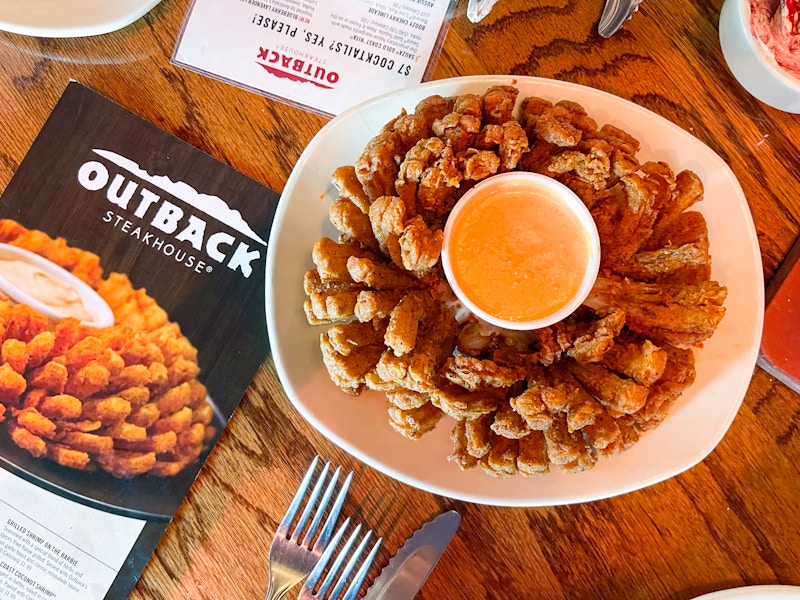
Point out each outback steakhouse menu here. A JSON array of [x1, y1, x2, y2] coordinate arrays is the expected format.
[[172, 0, 456, 116], [0, 81, 278, 599]]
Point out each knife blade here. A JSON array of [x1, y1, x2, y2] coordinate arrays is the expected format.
[[362, 510, 461, 600], [597, 0, 643, 38]]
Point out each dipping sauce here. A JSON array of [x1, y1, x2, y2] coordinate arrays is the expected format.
[[749, 0, 800, 79], [442, 172, 600, 329], [0, 258, 94, 322], [759, 235, 800, 393]]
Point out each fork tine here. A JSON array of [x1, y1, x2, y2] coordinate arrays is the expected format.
[[329, 530, 381, 600], [340, 535, 381, 600], [305, 523, 381, 600], [277, 455, 320, 533], [309, 470, 352, 552], [316, 524, 363, 598], [303, 518, 351, 593], [301, 465, 341, 546], [290, 461, 332, 541]]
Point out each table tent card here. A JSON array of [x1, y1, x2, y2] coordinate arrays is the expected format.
[[0, 81, 278, 599], [172, 0, 456, 116]]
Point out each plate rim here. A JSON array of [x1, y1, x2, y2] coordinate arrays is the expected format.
[[266, 74, 764, 507], [692, 585, 800, 599], [0, 0, 163, 38]]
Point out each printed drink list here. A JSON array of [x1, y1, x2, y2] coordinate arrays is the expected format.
[[173, 0, 456, 116]]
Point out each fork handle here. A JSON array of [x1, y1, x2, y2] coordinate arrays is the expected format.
[[264, 565, 301, 600], [263, 580, 291, 600]]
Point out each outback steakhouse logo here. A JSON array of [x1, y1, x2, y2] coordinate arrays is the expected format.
[[79, 149, 267, 278], [256, 46, 339, 89]]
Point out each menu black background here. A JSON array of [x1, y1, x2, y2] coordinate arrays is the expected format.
[[0, 80, 280, 599], [0, 80, 279, 413]]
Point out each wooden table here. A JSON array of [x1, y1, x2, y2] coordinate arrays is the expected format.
[[1, 0, 799, 598]]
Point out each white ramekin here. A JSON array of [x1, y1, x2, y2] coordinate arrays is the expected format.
[[441, 172, 601, 331], [0, 243, 115, 328]]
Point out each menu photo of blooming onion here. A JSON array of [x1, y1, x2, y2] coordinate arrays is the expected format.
[[0, 81, 279, 521]]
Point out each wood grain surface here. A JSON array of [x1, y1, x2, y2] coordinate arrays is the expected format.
[[1, 0, 799, 598]]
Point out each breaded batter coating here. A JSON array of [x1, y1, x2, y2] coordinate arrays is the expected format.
[[440, 354, 526, 392], [330, 197, 377, 248], [385, 290, 436, 356], [332, 165, 371, 213], [388, 401, 441, 439], [399, 216, 444, 277], [369, 195, 406, 266], [356, 131, 406, 201]]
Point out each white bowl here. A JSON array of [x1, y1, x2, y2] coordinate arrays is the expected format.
[[719, 0, 800, 113], [0, 0, 164, 38], [0, 243, 114, 328], [441, 172, 600, 331]]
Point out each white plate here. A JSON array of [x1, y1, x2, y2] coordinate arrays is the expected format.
[[693, 586, 800, 599], [266, 75, 764, 507], [0, 0, 163, 38]]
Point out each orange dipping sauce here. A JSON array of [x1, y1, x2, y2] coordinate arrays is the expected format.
[[442, 172, 599, 329]]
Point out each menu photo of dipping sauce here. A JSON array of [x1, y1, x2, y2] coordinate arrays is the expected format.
[[172, 0, 457, 116], [0, 244, 115, 327]]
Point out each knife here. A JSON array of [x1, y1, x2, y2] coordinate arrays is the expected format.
[[362, 510, 461, 600], [597, 0, 643, 38]]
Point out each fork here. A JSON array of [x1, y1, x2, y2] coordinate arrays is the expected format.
[[298, 519, 382, 600], [264, 456, 353, 600], [597, 0, 643, 37]]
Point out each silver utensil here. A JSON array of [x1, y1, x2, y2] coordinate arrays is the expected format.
[[598, 0, 643, 37], [297, 519, 382, 600], [264, 456, 352, 600], [362, 510, 461, 600], [467, 0, 500, 23]]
